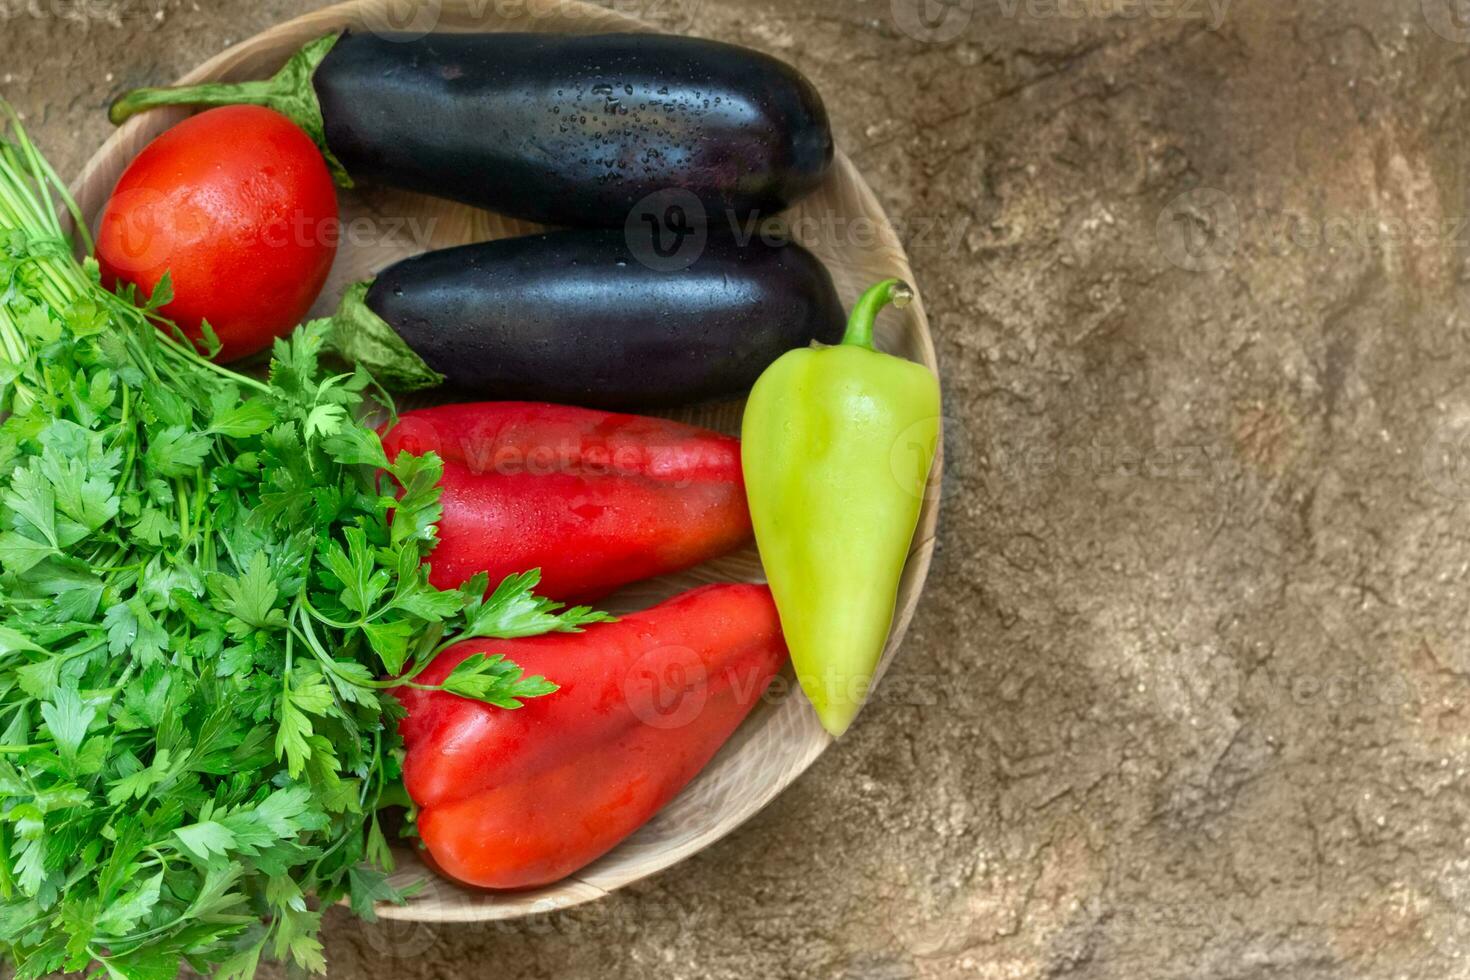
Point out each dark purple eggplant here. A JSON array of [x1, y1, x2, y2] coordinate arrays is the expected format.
[[109, 31, 833, 228], [326, 228, 845, 408]]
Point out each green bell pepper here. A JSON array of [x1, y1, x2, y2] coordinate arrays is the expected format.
[[742, 279, 941, 736]]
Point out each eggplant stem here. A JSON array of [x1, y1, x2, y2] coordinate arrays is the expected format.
[[107, 33, 353, 188], [110, 79, 277, 125]]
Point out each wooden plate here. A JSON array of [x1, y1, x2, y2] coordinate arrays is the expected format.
[[70, 0, 943, 923]]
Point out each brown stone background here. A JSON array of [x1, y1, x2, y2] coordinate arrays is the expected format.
[[10, 0, 1470, 976]]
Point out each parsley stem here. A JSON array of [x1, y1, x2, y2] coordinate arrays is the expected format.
[[156, 334, 272, 394], [192, 466, 207, 530], [298, 588, 370, 631], [292, 602, 336, 668], [176, 479, 191, 540], [108, 661, 138, 696], [294, 601, 438, 691]]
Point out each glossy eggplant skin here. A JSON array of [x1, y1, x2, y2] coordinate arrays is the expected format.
[[314, 31, 833, 227], [365, 229, 846, 409]]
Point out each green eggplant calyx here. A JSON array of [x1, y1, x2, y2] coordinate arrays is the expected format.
[[841, 278, 915, 350], [326, 281, 446, 392], [108, 33, 353, 188]]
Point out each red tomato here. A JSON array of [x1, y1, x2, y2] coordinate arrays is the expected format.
[[96, 105, 338, 362]]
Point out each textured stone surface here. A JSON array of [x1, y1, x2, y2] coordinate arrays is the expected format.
[[11, 0, 1470, 976]]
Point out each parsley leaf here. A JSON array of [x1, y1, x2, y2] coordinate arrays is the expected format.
[[214, 552, 287, 634], [440, 653, 558, 709], [462, 568, 613, 640], [145, 425, 212, 477]]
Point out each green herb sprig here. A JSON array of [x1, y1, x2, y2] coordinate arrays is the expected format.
[[0, 104, 609, 978]]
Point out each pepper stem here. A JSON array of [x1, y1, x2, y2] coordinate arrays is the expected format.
[[841, 278, 915, 350], [108, 33, 353, 188]]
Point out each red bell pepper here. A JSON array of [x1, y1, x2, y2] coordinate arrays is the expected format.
[[396, 584, 787, 890], [381, 402, 751, 601]]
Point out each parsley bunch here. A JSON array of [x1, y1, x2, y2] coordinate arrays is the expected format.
[[0, 106, 608, 978]]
